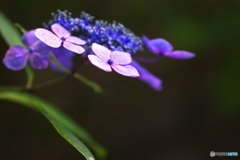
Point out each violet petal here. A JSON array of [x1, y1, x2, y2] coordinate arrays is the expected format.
[[91, 43, 111, 62], [35, 28, 62, 48], [142, 36, 173, 55], [63, 41, 85, 54], [131, 60, 163, 91], [111, 51, 132, 65], [29, 52, 50, 69], [31, 41, 51, 54], [2, 46, 28, 71], [164, 50, 196, 59], [50, 47, 75, 72], [111, 64, 139, 77], [88, 54, 112, 72], [51, 23, 70, 38], [22, 30, 40, 47]]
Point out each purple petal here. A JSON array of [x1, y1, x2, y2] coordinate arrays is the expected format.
[[31, 41, 51, 54], [91, 43, 111, 62], [131, 60, 163, 91], [88, 54, 112, 72], [111, 51, 132, 65], [111, 64, 139, 77], [35, 28, 62, 48], [63, 41, 85, 54], [52, 46, 75, 59], [51, 23, 70, 38], [66, 36, 86, 45], [22, 30, 40, 47], [50, 47, 75, 72], [2, 46, 28, 70], [142, 36, 173, 55], [164, 50, 196, 59], [29, 52, 50, 69]]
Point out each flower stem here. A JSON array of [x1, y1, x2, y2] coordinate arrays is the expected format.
[[30, 75, 67, 92], [24, 64, 34, 89], [49, 52, 103, 93], [0, 86, 23, 92]]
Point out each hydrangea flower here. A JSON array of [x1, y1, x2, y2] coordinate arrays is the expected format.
[[3, 30, 51, 70], [35, 23, 86, 54], [142, 36, 195, 59], [88, 43, 139, 77], [2, 10, 196, 91]]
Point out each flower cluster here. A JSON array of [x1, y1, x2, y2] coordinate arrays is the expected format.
[[2, 10, 195, 90]]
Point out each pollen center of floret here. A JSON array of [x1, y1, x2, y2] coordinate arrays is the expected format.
[[107, 59, 114, 65], [61, 36, 67, 41], [28, 47, 34, 52]]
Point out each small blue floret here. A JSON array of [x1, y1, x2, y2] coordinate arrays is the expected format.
[[61, 36, 67, 41], [45, 10, 143, 54], [28, 47, 34, 52], [107, 59, 114, 65]]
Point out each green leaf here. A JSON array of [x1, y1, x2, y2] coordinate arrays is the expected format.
[[0, 91, 107, 159], [0, 10, 23, 46], [42, 109, 95, 160]]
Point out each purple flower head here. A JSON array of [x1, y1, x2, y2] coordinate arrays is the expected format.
[[142, 36, 195, 59], [35, 23, 86, 54], [88, 43, 139, 77], [50, 46, 75, 72], [3, 30, 51, 70]]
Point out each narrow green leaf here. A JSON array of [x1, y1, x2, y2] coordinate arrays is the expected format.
[[0, 91, 107, 159], [0, 11, 23, 46], [42, 109, 95, 160]]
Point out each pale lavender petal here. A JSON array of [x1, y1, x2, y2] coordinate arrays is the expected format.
[[51, 23, 70, 38], [66, 36, 86, 45], [29, 52, 50, 69], [88, 54, 112, 72], [142, 36, 173, 55], [91, 43, 111, 62], [111, 51, 132, 65], [164, 50, 196, 59], [111, 64, 139, 77], [63, 41, 85, 54], [22, 30, 40, 47], [131, 60, 163, 91], [35, 28, 62, 48], [2, 46, 28, 71]]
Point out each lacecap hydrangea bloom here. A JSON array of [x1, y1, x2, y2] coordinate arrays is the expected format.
[[2, 10, 195, 90]]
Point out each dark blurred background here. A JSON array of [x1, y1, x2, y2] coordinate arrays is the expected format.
[[1, 0, 240, 159]]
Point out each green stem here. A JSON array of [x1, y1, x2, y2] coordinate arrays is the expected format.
[[24, 64, 34, 89], [0, 86, 23, 92], [49, 52, 103, 93], [73, 74, 102, 93], [30, 75, 67, 92]]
